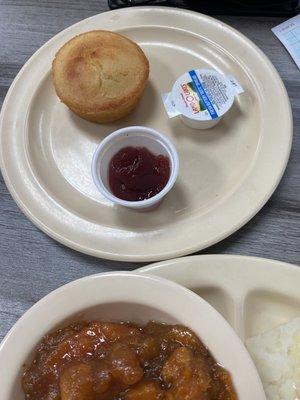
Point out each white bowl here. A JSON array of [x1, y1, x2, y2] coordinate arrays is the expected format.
[[91, 126, 179, 210], [0, 272, 265, 399]]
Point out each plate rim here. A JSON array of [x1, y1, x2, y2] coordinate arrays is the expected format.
[[0, 7, 293, 261], [136, 253, 300, 272]]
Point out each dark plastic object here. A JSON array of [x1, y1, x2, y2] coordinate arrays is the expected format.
[[108, 0, 300, 16]]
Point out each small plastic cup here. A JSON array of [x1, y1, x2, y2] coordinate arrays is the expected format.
[[91, 126, 179, 211], [171, 69, 235, 130]]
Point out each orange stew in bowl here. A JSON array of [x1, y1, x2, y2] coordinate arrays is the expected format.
[[22, 321, 237, 400]]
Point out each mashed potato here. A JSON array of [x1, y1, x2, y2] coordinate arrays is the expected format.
[[246, 317, 300, 400]]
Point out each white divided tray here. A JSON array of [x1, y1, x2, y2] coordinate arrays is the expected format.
[[137, 255, 300, 342]]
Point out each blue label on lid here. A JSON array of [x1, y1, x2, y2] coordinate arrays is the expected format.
[[188, 70, 218, 119]]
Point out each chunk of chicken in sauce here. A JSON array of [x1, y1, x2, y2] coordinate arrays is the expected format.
[[22, 321, 237, 400]]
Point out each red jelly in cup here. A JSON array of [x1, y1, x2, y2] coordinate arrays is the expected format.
[[91, 126, 179, 211], [109, 146, 170, 201]]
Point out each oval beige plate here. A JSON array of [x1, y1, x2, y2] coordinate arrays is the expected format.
[[137, 255, 300, 341], [0, 7, 292, 261]]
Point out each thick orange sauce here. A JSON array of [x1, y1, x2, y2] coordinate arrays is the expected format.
[[22, 321, 237, 400]]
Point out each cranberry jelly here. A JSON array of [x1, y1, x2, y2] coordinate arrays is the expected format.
[[108, 146, 171, 201]]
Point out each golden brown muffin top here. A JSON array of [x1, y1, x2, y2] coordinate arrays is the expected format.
[[52, 30, 149, 113]]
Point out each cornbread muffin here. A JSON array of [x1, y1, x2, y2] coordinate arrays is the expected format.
[[52, 30, 149, 123]]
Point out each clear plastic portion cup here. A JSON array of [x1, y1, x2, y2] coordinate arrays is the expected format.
[[91, 126, 179, 211]]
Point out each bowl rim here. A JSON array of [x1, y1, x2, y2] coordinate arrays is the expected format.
[[0, 271, 266, 400], [91, 126, 179, 208]]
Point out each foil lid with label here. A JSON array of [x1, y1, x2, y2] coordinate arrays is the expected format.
[[162, 69, 244, 129]]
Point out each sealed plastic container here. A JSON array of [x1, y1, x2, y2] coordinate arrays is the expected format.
[[164, 69, 236, 129]]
